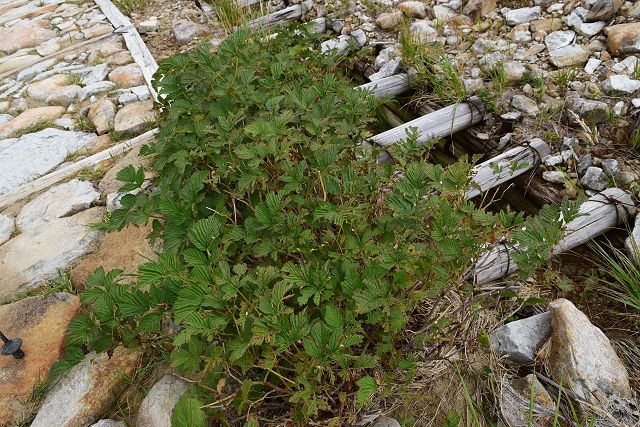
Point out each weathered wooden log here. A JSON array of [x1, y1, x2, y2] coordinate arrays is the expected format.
[[94, 0, 159, 101], [474, 188, 637, 284], [466, 139, 550, 200], [0, 129, 158, 212], [367, 96, 485, 147], [356, 73, 415, 98], [246, 0, 312, 30]]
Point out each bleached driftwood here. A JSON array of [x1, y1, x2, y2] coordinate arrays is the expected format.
[[474, 188, 637, 284], [94, 0, 159, 101], [246, 0, 312, 30], [367, 96, 485, 147], [466, 139, 550, 200], [0, 129, 158, 212], [356, 73, 415, 98]]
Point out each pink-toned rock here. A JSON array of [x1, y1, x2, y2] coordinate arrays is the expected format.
[[0, 106, 66, 138], [113, 100, 154, 135], [605, 23, 640, 55], [88, 98, 116, 135], [0, 22, 56, 53], [27, 74, 70, 102], [108, 64, 145, 88]]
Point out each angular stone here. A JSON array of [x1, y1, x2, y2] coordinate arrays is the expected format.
[[45, 85, 81, 106], [0, 106, 66, 139], [500, 375, 555, 427], [410, 20, 436, 42], [16, 179, 99, 232], [108, 64, 144, 88], [138, 16, 158, 34], [81, 63, 109, 85], [565, 11, 606, 37], [584, 57, 602, 74], [70, 223, 157, 287], [545, 30, 575, 52], [511, 94, 539, 115], [548, 45, 590, 68], [105, 50, 133, 66], [376, 11, 403, 29], [601, 159, 621, 177], [16, 58, 57, 81], [504, 61, 527, 82], [135, 375, 189, 427], [602, 75, 640, 94], [113, 100, 154, 135], [36, 37, 61, 56], [0, 208, 103, 300], [88, 98, 116, 135], [27, 74, 69, 102], [530, 18, 563, 33], [31, 346, 141, 427], [0, 215, 14, 246], [549, 299, 632, 404], [580, 166, 608, 191], [543, 170, 565, 183], [433, 5, 456, 21], [567, 92, 609, 124], [586, 0, 624, 22], [463, 0, 496, 16], [503, 6, 541, 25], [0, 129, 95, 195], [0, 22, 56, 53], [91, 420, 127, 427], [78, 81, 116, 101], [0, 294, 80, 426], [82, 24, 113, 39], [372, 417, 401, 427], [490, 312, 551, 364], [397, 1, 427, 18]]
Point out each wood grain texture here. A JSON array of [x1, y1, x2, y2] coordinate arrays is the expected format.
[[474, 188, 637, 284], [367, 97, 485, 147], [246, 0, 312, 30], [356, 73, 414, 98], [0, 129, 158, 211], [94, 0, 159, 101]]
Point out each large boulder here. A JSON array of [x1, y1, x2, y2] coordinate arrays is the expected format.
[[135, 375, 190, 427], [0, 208, 104, 301], [31, 346, 142, 427], [548, 299, 632, 405], [0, 294, 80, 426]]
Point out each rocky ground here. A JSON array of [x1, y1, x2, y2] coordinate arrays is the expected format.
[[0, 0, 638, 425]]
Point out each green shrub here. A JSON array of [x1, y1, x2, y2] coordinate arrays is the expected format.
[[68, 29, 570, 423]]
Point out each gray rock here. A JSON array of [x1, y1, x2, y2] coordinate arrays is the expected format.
[[321, 35, 353, 56], [45, 85, 81, 107], [372, 417, 401, 427], [0, 215, 14, 246], [172, 20, 206, 44], [567, 93, 609, 124], [500, 375, 555, 427], [0, 114, 12, 125], [81, 64, 109, 85], [374, 46, 398, 70], [511, 94, 539, 115], [498, 133, 513, 150], [611, 56, 639, 76], [580, 166, 608, 191], [585, 0, 623, 21], [490, 312, 552, 364], [503, 6, 541, 25], [602, 75, 640, 94], [88, 98, 116, 135], [504, 61, 527, 82], [433, 5, 457, 21], [351, 29, 367, 47], [397, 1, 427, 18], [369, 59, 401, 81], [376, 11, 403, 29], [16, 179, 99, 232], [135, 375, 189, 427], [548, 45, 590, 68], [543, 154, 564, 167], [543, 170, 566, 183], [501, 111, 522, 121], [138, 16, 158, 34], [601, 159, 621, 177], [0, 208, 104, 300], [549, 299, 632, 404], [564, 11, 606, 37], [545, 30, 575, 51], [577, 154, 592, 176], [584, 57, 602, 74], [410, 20, 436, 42], [91, 421, 126, 427], [114, 100, 154, 135], [0, 129, 96, 196], [78, 81, 116, 101], [16, 58, 57, 82]]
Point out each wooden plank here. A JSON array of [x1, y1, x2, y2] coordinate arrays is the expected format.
[[367, 96, 485, 147], [0, 129, 158, 211], [356, 73, 414, 98], [246, 0, 311, 30], [466, 138, 551, 200], [93, 0, 159, 102], [474, 188, 637, 284]]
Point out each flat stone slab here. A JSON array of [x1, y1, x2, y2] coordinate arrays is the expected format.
[[0, 21, 57, 53], [0, 207, 103, 301], [0, 214, 13, 245], [31, 346, 141, 427], [0, 128, 96, 196], [0, 293, 80, 426], [0, 106, 66, 139], [16, 179, 100, 232]]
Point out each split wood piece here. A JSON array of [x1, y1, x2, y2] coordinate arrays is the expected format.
[[0, 33, 113, 79], [246, 0, 312, 30], [94, 0, 159, 102], [466, 139, 550, 200], [474, 187, 637, 284], [356, 73, 415, 98], [367, 96, 485, 148], [0, 129, 158, 212]]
